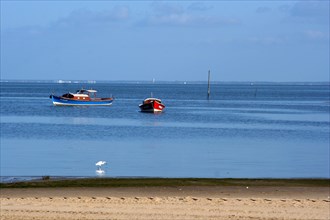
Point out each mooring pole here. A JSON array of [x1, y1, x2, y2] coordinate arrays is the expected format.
[[207, 70, 211, 99]]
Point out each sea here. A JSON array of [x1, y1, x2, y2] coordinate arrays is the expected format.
[[0, 81, 329, 182]]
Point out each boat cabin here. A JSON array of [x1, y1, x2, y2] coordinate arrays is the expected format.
[[61, 89, 98, 101]]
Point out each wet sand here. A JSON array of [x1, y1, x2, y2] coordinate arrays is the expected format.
[[1, 185, 329, 220]]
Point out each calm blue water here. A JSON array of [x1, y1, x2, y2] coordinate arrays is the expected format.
[[1, 82, 329, 180]]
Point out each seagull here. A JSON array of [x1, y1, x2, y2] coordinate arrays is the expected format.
[[95, 161, 106, 167], [95, 161, 106, 174]]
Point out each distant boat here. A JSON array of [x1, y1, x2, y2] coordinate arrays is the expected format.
[[139, 98, 165, 113], [50, 89, 114, 106]]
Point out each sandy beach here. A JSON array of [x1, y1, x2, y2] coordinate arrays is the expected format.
[[1, 185, 329, 220]]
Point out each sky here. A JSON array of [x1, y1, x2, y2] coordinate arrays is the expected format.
[[0, 0, 329, 81]]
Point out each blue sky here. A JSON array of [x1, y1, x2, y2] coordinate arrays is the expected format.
[[1, 1, 329, 81]]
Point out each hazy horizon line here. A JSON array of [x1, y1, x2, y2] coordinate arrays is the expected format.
[[1, 79, 329, 85]]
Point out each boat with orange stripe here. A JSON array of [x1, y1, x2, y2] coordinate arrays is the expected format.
[[50, 89, 114, 106]]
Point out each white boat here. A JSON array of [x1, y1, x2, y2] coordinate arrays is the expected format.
[[50, 89, 114, 106]]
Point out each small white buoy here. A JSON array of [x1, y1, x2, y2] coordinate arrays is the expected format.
[[246, 186, 249, 189]]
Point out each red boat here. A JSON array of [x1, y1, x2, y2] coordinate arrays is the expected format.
[[139, 98, 165, 113]]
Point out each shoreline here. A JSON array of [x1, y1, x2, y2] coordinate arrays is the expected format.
[[1, 177, 329, 188], [1, 178, 329, 220]]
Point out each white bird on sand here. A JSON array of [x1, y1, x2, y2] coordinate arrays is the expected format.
[[95, 161, 107, 174]]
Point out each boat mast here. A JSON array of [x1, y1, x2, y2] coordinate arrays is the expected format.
[[207, 70, 211, 99]]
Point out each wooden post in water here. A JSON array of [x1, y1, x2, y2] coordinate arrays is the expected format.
[[207, 70, 211, 99]]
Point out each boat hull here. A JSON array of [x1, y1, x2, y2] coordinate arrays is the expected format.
[[139, 100, 165, 113], [51, 95, 113, 106]]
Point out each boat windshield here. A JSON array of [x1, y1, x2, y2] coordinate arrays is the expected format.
[[76, 89, 97, 94], [76, 89, 87, 94], [62, 93, 74, 98], [144, 98, 162, 104]]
